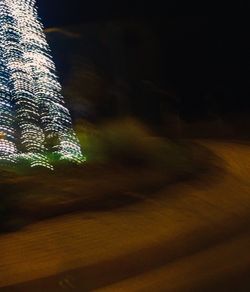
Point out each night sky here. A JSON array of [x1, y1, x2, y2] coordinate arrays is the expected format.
[[37, 0, 162, 27], [37, 1, 250, 117]]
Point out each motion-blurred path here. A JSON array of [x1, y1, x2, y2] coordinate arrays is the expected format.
[[1, 141, 250, 291]]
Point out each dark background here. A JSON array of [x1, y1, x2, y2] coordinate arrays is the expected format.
[[36, 1, 250, 137], [38, 1, 180, 27]]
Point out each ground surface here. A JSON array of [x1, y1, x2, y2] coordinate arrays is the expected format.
[[0, 141, 250, 291]]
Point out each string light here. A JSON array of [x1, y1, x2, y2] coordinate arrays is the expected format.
[[0, 0, 85, 169]]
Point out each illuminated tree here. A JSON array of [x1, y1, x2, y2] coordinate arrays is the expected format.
[[0, 0, 85, 169]]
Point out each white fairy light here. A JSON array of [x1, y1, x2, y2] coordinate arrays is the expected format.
[[0, 0, 85, 168]]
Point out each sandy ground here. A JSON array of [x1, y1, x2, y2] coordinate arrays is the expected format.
[[0, 140, 250, 291]]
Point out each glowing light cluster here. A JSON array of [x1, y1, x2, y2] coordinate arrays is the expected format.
[[0, 0, 85, 169]]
